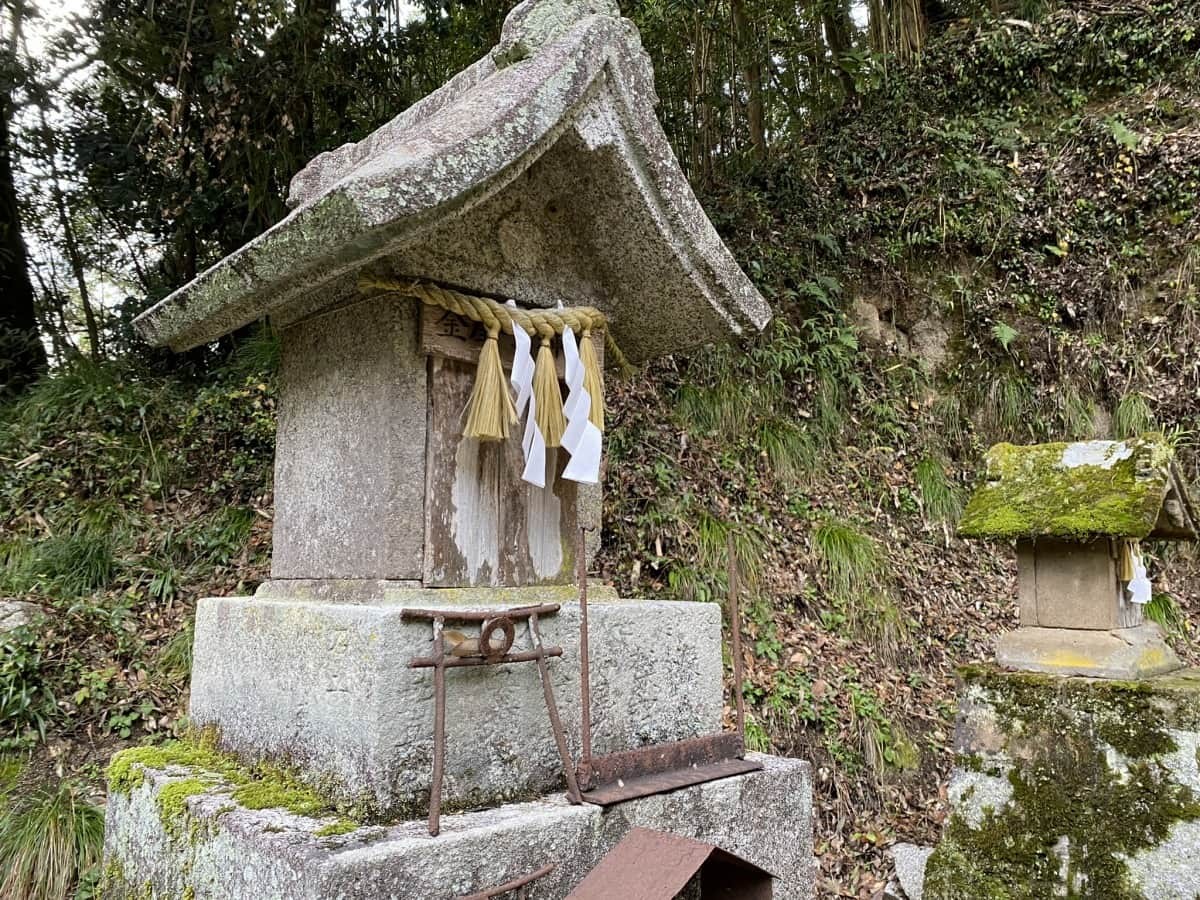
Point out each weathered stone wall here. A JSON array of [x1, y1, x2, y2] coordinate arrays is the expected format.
[[102, 754, 814, 899], [189, 587, 724, 818], [925, 665, 1200, 899]]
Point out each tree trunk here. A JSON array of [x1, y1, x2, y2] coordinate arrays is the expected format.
[[39, 105, 101, 359], [731, 0, 766, 158], [0, 39, 46, 393], [870, 0, 927, 60], [821, 0, 857, 101]]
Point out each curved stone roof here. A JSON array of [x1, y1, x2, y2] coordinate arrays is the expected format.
[[958, 435, 1198, 542], [132, 0, 770, 362]]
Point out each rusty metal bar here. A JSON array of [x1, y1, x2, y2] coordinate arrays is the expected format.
[[580, 756, 763, 806], [584, 732, 747, 786], [727, 532, 746, 741], [429, 616, 446, 837], [577, 525, 593, 791], [529, 612, 583, 804], [408, 647, 563, 669], [401, 604, 561, 622], [456, 864, 555, 900]]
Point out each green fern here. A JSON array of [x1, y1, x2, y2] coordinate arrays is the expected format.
[[990, 321, 1019, 351]]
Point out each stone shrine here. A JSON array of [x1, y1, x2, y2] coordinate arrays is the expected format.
[[102, 1, 814, 896], [958, 434, 1196, 679], [920, 435, 1200, 899]]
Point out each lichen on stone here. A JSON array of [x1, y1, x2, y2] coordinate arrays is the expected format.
[[957, 435, 1175, 541], [926, 666, 1200, 898]]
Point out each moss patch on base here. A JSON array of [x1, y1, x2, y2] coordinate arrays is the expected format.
[[106, 729, 360, 825], [926, 666, 1200, 898]]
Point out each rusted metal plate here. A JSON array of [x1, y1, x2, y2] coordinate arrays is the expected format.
[[565, 827, 773, 899], [579, 733, 761, 806], [581, 732, 748, 787], [580, 757, 763, 806], [422, 355, 581, 587]]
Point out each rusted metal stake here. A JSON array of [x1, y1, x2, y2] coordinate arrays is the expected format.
[[429, 615, 446, 837], [727, 533, 746, 741], [456, 863, 555, 900], [577, 525, 593, 790], [530, 612, 583, 804]]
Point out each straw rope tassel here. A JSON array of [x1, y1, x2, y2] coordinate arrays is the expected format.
[[463, 326, 518, 441], [533, 335, 566, 448], [1119, 539, 1137, 582], [579, 328, 605, 431]]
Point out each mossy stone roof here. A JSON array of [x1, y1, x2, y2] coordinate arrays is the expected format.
[[958, 435, 1198, 542]]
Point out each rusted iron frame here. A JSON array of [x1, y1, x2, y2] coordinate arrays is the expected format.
[[576, 525, 593, 790], [727, 532, 746, 740], [413, 605, 580, 835], [429, 616, 446, 837], [572, 533, 756, 805], [456, 863, 555, 900], [529, 611, 583, 804], [401, 603, 561, 622], [578, 733, 761, 807], [409, 647, 562, 669]]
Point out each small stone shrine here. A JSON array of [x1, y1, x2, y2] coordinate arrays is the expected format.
[[920, 435, 1200, 899], [958, 434, 1197, 678], [101, 1, 814, 896]]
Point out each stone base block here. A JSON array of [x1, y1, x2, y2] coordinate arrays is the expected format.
[[190, 586, 723, 817], [995, 623, 1181, 679], [102, 754, 814, 899], [925, 665, 1200, 900]]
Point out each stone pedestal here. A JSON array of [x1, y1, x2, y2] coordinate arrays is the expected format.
[[189, 585, 723, 818], [995, 622, 1181, 679], [924, 665, 1200, 900], [102, 754, 814, 899]]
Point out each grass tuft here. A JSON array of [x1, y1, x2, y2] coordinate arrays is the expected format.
[[0, 780, 104, 900], [1145, 591, 1190, 646], [1114, 391, 1154, 439], [914, 457, 962, 524], [813, 521, 879, 600], [158, 617, 195, 680], [813, 521, 907, 659]]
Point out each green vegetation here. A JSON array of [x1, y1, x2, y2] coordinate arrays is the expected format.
[[0, 775, 104, 900], [958, 436, 1173, 540], [107, 729, 357, 833], [926, 668, 1200, 898]]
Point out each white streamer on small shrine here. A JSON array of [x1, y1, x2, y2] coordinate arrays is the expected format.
[[1128, 546, 1152, 605]]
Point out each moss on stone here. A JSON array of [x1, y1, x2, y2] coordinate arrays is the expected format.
[[959, 664, 1200, 758], [958, 436, 1173, 541], [231, 763, 328, 817], [106, 729, 242, 795], [106, 728, 364, 827], [927, 666, 1200, 898], [156, 777, 211, 839], [313, 817, 359, 837]]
